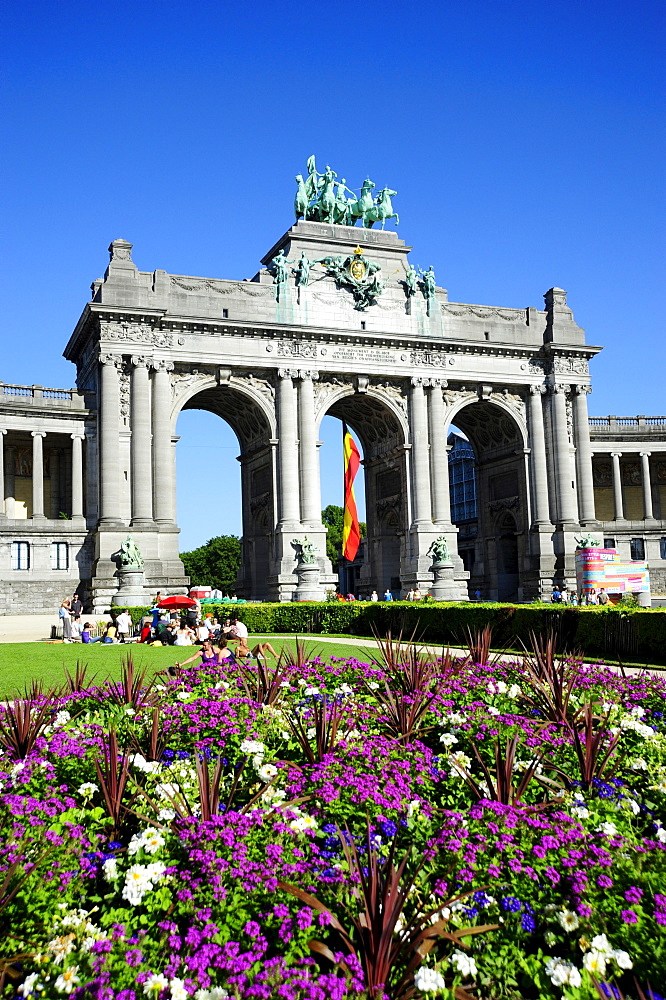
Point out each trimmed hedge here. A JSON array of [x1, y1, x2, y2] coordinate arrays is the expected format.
[[110, 602, 666, 664]]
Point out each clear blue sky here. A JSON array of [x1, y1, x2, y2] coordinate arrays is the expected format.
[[1, 1, 663, 550]]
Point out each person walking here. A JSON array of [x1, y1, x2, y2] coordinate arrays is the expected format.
[[115, 610, 133, 643], [370, 590, 378, 602], [59, 599, 73, 642], [70, 593, 83, 621], [598, 587, 610, 605], [384, 589, 393, 601]]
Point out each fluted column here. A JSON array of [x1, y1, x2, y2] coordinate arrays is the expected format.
[[277, 369, 301, 527], [527, 385, 551, 524], [573, 385, 596, 525], [151, 360, 174, 523], [99, 354, 123, 524], [298, 371, 321, 528], [640, 452, 653, 519], [611, 452, 624, 520], [71, 433, 84, 518], [31, 431, 46, 520], [428, 381, 451, 524], [550, 384, 578, 524], [410, 378, 432, 525], [130, 355, 153, 525], [0, 430, 5, 517]]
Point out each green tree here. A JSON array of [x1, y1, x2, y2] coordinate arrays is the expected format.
[[322, 505, 366, 563], [180, 535, 241, 593]]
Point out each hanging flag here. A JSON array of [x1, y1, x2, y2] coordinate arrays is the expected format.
[[342, 423, 361, 562]]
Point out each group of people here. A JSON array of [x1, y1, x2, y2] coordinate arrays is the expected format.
[[552, 585, 610, 605]]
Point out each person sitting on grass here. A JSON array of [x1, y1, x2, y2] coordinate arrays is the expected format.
[[175, 638, 223, 670], [251, 641, 278, 661], [81, 622, 92, 643], [138, 620, 152, 643]]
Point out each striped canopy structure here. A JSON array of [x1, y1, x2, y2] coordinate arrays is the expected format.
[[342, 424, 361, 562]]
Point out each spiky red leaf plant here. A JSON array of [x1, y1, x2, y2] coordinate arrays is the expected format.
[[0, 696, 55, 759], [280, 822, 497, 999]]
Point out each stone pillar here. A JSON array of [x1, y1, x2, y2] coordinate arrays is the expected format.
[[527, 385, 551, 524], [550, 384, 578, 524], [409, 378, 432, 525], [99, 354, 123, 525], [130, 355, 153, 526], [573, 385, 596, 525], [611, 452, 624, 520], [49, 448, 60, 518], [31, 431, 46, 520], [298, 371, 321, 528], [5, 443, 15, 519], [428, 381, 451, 525], [0, 430, 5, 517], [640, 452, 653, 519], [71, 433, 84, 519], [277, 369, 301, 528], [151, 360, 174, 523]]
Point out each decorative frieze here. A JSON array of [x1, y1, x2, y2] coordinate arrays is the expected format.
[[103, 321, 173, 348]]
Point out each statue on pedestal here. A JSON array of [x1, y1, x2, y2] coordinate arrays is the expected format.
[[427, 536, 450, 566], [575, 532, 602, 549], [118, 535, 144, 569]]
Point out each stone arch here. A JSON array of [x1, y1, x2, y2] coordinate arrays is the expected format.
[[444, 396, 529, 601], [172, 375, 277, 600], [317, 385, 409, 597]]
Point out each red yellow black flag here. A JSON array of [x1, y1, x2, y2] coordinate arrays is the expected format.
[[342, 423, 361, 562]]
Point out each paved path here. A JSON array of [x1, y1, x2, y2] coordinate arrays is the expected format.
[[0, 615, 109, 643]]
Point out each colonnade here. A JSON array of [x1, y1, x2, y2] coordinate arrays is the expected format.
[[606, 451, 654, 521], [0, 428, 84, 520], [276, 369, 323, 530]]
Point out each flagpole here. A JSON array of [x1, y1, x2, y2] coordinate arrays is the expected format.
[[341, 421, 348, 595]]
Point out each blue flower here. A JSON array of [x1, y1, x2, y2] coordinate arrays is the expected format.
[[501, 896, 522, 913], [473, 891, 490, 907], [521, 913, 536, 932]]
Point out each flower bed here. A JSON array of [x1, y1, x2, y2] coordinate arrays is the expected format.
[[1, 642, 665, 999]]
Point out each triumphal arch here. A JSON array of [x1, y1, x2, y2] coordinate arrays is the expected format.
[[56, 157, 616, 608]]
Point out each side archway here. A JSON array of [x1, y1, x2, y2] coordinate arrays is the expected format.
[[172, 375, 276, 600], [444, 396, 528, 601]]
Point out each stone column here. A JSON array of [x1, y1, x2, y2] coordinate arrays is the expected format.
[[277, 369, 301, 527], [611, 452, 624, 520], [49, 448, 60, 518], [31, 431, 46, 520], [5, 443, 15, 518], [550, 384, 578, 524], [99, 354, 123, 525], [640, 452, 653, 519], [409, 378, 432, 525], [0, 430, 5, 517], [298, 371, 321, 528], [71, 433, 84, 518], [527, 385, 551, 524], [573, 385, 596, 525], [428, 381, 452, 524], [130, 355, 153, 526], [151, 360, 174, 523]]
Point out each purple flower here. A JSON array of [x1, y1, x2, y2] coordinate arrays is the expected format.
[[621, 909, 638, 924], [624, 886, 643, 903]]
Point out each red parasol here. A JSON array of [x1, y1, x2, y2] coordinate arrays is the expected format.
[[156, 595, 197, 609]]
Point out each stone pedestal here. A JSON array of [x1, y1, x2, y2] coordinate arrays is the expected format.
[[429, 560, 459, 601], [294, 562, 325, 602], [112, 566, 150, 607]]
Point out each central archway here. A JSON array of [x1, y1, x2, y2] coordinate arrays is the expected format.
[[317, 386, 409, 596], [174, 376, 276, 600]]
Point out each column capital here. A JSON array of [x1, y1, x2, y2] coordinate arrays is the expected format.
[[278, 368, 299, 379], [410, 376, 427, 387], [529, 383, 547, 395], [130, 354, 151, 368], [151, 359, 174, 373], [426, 377, 448, 388], [549, 382, 570, 394], [70, 432, 85, 441], [639, 451, 652, 458], [573, 384, 592, 395], [0, 429, 6, 436], [611, 451, 623, 458], [298, 370, 319, 381], [99, 353, 124, 369], [31, 430, 46, 438]]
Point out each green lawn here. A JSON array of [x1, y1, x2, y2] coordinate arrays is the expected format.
[[0, 637, 381, 697]]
